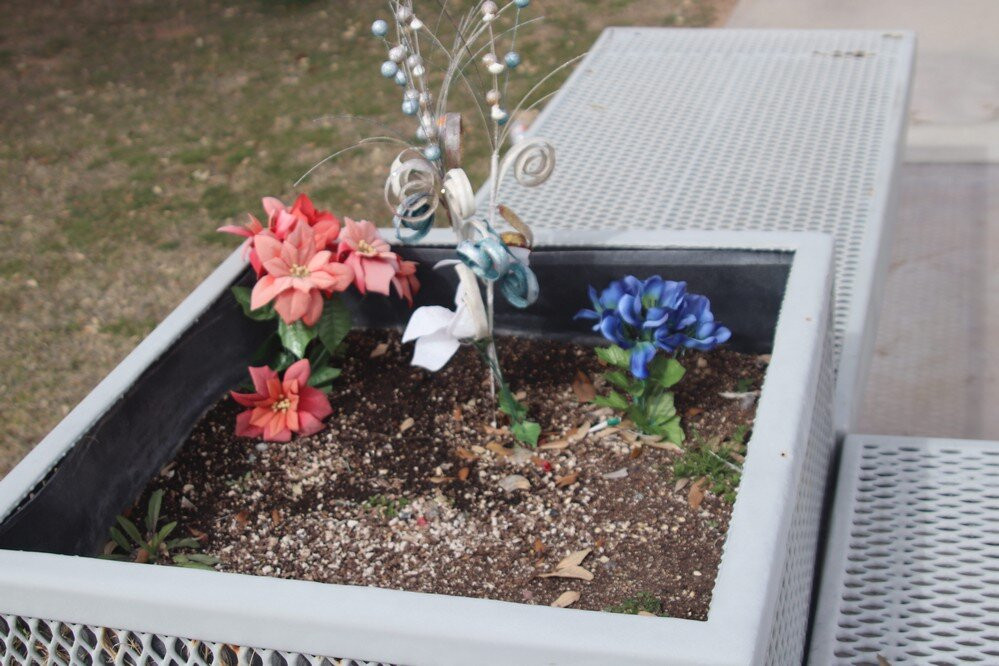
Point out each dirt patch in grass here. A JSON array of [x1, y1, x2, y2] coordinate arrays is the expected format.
[[0, 0, 734, 478], [130, 330, 766, 618]]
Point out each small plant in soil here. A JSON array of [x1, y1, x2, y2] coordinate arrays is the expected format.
[[604, 591, 665, 616], [576, 276, 732, 443], [102, 490, 218, 570], [673, 426, 749, 504], [363, 494, 411, 519]]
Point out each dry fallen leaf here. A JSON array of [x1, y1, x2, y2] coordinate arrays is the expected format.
[[487, 441, 512, 457], [685, 407, 704, 418], [637, 611, 657, 617], [555, 471, 579, 488], [539, 565, 594, 581], [235, 510, 249, 527], [483, 424, 509, 436], [532, 538, 546, 554], [455, 447, 478, 461], [629, 446, 642, 459], [569, 424, 590, 442], [369, 342, 389, 358], [551, 590, 581, 608], [644, 439, 683, 453], [540, 439, 569, 450], [688, 477, 708, 510], [876, 656, 891, 666], [457, 467, 470, 481], [452, 407, 463, 421], [429, 476, 454, 484], [498, 474, 530, 492], [189, 527, 207, 541], [271, 509, 283, 525], [602, 467, 628, 480], [674, 478, 690, 492], [558, 548, 592, 569], [571, 370, 596, 402], [399, 417, 415, 433]]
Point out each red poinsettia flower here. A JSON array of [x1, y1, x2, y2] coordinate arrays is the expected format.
[[230, 360, 333, 441], [251, 224, 353, 326]]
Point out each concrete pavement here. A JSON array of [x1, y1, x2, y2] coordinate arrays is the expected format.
[[727, 1, 999, 439]]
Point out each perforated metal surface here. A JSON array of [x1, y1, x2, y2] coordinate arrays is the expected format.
[[765, 324, 835, 666], [0, 614, 388, 666], [811, 435, 999, 664], [497, 28, 913, 430]]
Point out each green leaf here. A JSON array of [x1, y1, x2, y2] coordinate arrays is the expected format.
[[308, 365, 342, 388], [273, 350, 297, 372], [278, 319, 317, 359], [100, 553, 130, 561], [498, 385, 527, 421], [156, 521, 177, 545], [594, 391, 629, 411], [317, 295, 352, 355], [116, 516, 144, 546], [146, 490, 164, 533], [603, 371, 632, 391], [109, 526, 133, 552], [166, 537, 202, 550], [182, 553, 220, 565], [231, 286, 277, 321], [650, 357, 686, 389], [511, 420, 541, 447], [646, 391, 678, 427], [661, 417, 685, 445], [595, 345, 631, 369]]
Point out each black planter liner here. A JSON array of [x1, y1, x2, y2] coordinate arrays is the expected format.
[[0, 246, 790, 557]]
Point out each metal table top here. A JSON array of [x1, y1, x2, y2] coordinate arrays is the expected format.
[[496, 28, 915, 433]]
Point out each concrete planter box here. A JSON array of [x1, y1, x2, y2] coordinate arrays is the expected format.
[[0, 230, 834, 666]]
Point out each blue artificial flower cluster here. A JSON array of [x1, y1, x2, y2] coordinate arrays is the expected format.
[[575, 275, 732, 379]]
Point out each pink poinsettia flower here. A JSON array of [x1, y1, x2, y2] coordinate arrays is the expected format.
[[336, 218, 400, 296], [218, 214, 269, 276], [251, 224, 353, 326], [391, 259, 420, 307], [219, 194, 342, 276], [230, 360, 333, 442]]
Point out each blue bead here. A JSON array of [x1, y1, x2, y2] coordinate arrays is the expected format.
[[394, 70, 408, 86], [401, 99, 419, 116], [380, 61, 398, 78], [371, 19, 389, 37], [515, 0, 529, 7], [504, 52, 521, 69], [423, 144, 441, 161]]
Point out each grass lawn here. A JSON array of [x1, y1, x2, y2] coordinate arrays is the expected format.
[[0, 0, 733, 478]]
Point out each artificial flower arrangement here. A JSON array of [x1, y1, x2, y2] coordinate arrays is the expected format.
[[217, 0, 733, 449], [220, 195, 418, 442]]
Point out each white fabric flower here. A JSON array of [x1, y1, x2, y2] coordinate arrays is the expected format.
[[402, 264, 489, 371]]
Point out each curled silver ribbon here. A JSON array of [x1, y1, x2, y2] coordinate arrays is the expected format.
[[385, 149, 440, 244], [499, 137, 556, 188]]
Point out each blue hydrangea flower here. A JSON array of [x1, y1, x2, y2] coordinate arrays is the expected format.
[[575, 275, 731, 379]]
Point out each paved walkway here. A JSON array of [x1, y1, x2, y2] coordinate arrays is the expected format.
[[728, 0, 999, 162], [728, 2, 999, 439]]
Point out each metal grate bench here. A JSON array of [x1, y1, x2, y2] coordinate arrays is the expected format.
[[810, 434, 999, 664], [497, 27, 915, 434]]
